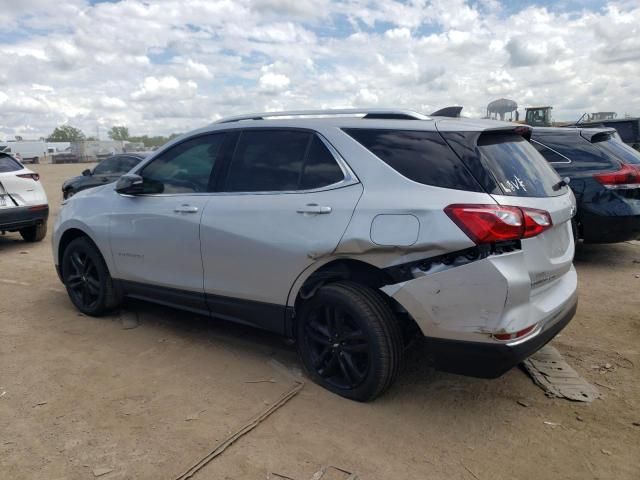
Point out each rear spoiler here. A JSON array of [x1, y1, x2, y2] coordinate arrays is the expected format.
[[430, 106, 463, 118], [579, 128, 617, 143]]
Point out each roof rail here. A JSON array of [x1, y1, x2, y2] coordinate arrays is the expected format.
[[214, 108, 430, 124]]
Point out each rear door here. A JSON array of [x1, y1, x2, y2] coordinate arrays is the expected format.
[[200, 129, 363, 333]]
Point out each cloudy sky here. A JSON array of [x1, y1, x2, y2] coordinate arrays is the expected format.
[[0, 0, 639, 140]]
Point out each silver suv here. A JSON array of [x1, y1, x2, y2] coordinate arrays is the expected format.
[[52, 109, 578, 401]]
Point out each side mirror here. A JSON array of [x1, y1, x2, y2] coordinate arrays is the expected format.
[[115, 174, 145, 195], [115, 174, 163, 195], [82, 169, 91, 176]]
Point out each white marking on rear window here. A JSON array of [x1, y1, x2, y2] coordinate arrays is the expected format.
[[499, 175, 528, 193]]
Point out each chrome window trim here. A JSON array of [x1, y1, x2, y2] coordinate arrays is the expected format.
[[120, 130, 360, 198], [531, 139, 572, 164]]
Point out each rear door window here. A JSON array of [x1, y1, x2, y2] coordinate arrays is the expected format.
[[0, 154, 22, 172], [531, 141, 570, 164], [223, 130, 345, 192], [476, 133, 563, 197], [343, 129, 482, 191], [299, 136, 344, 190], [532, 134, 618, 173]]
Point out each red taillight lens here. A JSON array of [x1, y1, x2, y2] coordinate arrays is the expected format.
[[17, 173, 40, 181], [593, 163, 640, 189], [493, 323, 537, 341], [445, 204, 553, 244], [522, 208, 552, 238]]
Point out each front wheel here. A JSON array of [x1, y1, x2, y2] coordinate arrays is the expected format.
[[20, 222, 47, 242], [297, 281, 403, 402], [62, 237, 122, 315]]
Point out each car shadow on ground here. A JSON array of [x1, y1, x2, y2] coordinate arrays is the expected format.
[[574, 241, 640, 267], [0, 233, 32, 253], [118, 297, 521, 409]]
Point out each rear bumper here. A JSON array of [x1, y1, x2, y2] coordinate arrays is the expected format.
[[426, 294, 577, 378], [0, 205, 49, 231], [580, 211, 640, 243]]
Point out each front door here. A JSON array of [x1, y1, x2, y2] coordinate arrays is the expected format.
[[108, 133, 227, 311], [200, 129, 363, 333]]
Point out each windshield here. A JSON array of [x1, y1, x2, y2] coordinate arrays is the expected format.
[[596, 139, 640, 166], [477, 133, 564, 197]]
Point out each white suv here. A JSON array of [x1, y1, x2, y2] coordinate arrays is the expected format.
[[1, 153, 49, 242], [52, 109, 578, 401]]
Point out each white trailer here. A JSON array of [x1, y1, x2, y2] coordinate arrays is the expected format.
[[0, 140, 47, 164]]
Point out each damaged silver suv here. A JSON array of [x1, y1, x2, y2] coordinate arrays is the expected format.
[[53, 109, 578, 401]]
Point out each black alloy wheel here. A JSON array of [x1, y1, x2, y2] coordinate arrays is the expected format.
[[66, 249, 101, 310], [62, 236, 122, 315], [305, 303, 371, 390], [297, 281, 403, 402]]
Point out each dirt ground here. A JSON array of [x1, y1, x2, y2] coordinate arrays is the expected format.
[[1, 163, 639, 480]]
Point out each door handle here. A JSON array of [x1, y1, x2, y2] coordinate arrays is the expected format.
[[296, 204, 332, 215], [174, 204, 199, 214]]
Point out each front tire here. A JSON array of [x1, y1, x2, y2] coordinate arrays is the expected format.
[[297, 281, 403, 402], [61, 237, 122, 315], [20, 222, 47, 242]]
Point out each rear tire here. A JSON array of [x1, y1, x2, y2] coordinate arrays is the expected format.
[[20, 222, 47, 242], [62, 237, 122, 316], [297, 281, 403, 402]]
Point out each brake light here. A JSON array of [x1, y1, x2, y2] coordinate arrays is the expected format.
[[444, 204, 553, 244], [594, 163, 640, 189], [17, 173, 40, 181]]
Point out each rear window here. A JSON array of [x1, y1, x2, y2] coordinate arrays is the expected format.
[[343, 129, 482, 191], [0, 154, 22, 172], [477, 133, 563, 197], [596, 139, 640, 166]]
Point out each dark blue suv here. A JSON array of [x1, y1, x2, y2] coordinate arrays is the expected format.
[[531, 127, 640, 243]]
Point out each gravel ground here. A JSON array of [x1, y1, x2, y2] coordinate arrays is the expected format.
[[1, 163, 638, 479]]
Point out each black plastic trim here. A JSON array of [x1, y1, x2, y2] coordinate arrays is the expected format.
[[426, 296, 577, 378], [0, 205, 49, 231], [118, 280, 289, 335]]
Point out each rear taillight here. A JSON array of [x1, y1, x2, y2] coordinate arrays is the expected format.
[[493, 323, 537, 341], [594, 163, 640, 189], [17, 173, 40, 181], [444, 204, 553, 244]]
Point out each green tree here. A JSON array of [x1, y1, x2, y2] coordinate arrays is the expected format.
[[47, 125, 86, 142], [108, 126, 130, 141], [128, 133, 182, 149]]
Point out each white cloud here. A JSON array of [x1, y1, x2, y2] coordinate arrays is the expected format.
[[0, 0, 638, 139], [258, 72, 291, 93]]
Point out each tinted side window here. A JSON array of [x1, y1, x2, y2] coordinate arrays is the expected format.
[[93, 156, 121, 175], [300, 136, 344, 189], [0, 154, 22, 172], [534, 136, 617, 173], [343, 129, 481, 191], [141, 133, 225, 193], [531, 141, 570, 163], [118, 156, 142, 173], [224, 130, 311, 192]]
